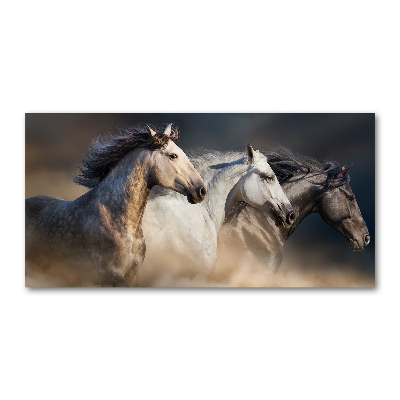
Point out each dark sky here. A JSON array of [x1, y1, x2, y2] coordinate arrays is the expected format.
[[25, 113, 375, 277]]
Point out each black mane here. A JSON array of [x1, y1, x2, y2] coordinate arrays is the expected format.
[[264, 147, 349, 187], [225, 147, 350, 224], [73, 124, 179, 189]]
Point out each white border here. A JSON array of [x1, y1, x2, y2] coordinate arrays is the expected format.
[[2, 2, 397, 399]]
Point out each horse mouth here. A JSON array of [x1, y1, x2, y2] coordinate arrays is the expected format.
[[186, 185, 206, 204], [349, 238, 365, 252], [187, 193, 201, 204], [278, 216, 287, 228], [271, 208, 294, 229]]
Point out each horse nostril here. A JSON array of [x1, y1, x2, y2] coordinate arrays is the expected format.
[[364, 235, 370, 245], [286, 211, 295, 224], [199, 186, 207, 199]]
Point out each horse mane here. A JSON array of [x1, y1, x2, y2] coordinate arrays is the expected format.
[[73, 124, 179, 189], [150, 146, 349, 199], [188, 149, 245, 175], [187, 146, 349, 187], [264, 146, 350, 187]]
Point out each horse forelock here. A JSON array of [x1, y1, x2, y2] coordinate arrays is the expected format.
[[322, 161, 351, 188]]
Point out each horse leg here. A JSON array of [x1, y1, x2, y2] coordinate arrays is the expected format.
[[122, 267, 139, 287], [107, 262, 140, 287], [269, 252, 283, 273], [251, 251, 283, 274]]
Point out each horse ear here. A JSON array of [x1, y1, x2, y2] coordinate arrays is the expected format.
[[247, 143, 255, 163], [147, 125, 157, 137], [338, 163, 353, 178], [163, 123, 173, 136]]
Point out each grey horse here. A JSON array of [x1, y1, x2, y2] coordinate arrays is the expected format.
[[25, 124, 206, 287]]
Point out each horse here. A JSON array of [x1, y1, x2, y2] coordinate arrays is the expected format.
[[139, 144, 294, 282], [218, 147, 370, 273], [25, 124, 207, 287]]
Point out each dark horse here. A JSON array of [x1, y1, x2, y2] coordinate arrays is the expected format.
[[218, 148, 370, 273], [26, 124, 207, 287]]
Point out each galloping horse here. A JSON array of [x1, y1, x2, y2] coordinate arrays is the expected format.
[[25, 124, 206, 287], [140, 144, 294, 280], [218, 148, 370, 273]]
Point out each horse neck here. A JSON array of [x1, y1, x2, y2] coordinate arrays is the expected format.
[[90, 149, 152, 231], [283, 176, 326, 238], [225, 178, 247, 218], [202, 157, 249, 232]]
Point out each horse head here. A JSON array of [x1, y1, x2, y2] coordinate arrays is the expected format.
[[237, 144, 295, 227], [317, 164, 370, 251], [148, 124, 207, 204]]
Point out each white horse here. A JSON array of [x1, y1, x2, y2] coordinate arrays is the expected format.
[[140, 144, 294, 281]]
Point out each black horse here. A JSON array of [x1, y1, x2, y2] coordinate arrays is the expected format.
[[219, 148, 370, 273]]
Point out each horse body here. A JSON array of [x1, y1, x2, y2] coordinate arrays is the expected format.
[[26, 125, 206, 287], [144, 192, 218, 269], [140, 145, 293, 279], [218, 150, 370, 273], [143, 156, 245, 272]]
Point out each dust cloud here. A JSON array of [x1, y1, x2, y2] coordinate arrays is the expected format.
[[26, 170, 373, 288], [26, 252, 374, 288], [137, 247, 374, 288]]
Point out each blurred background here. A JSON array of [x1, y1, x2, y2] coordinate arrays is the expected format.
[[25, 113, 375, 287]]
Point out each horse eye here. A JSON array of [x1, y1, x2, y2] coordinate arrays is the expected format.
[[169, 153, 178, 160], [267, 176, 274, 182], [348, 195, 355, 201]]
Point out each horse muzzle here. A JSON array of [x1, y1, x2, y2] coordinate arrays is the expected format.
[[349, 234, 370, 252], [263, 201, 295, 227], [187, 185, 207, 204], [276, 203, 295, 227], [286, 210, 295, 226]]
